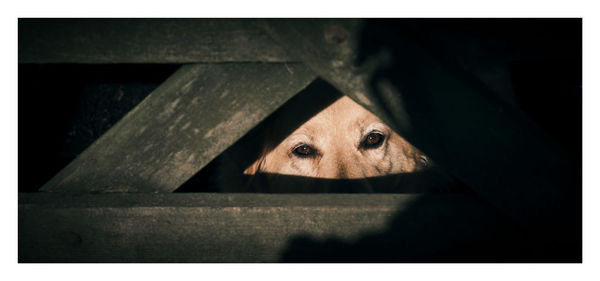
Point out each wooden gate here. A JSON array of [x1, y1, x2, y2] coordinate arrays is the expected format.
[[18, 18, 581, 262]]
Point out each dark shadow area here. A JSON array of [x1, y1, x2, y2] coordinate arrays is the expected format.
[[510, 60, 582, 164], [278, 19, 581, 262], [356, 18, 581, 163], [226, 169, 469, 193], [280, 192, 579, 262], [18, 64, 181, 192]]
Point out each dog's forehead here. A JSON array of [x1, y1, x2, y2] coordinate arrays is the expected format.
[[307, 96, 376, 125], [284, 96, 382, 142]]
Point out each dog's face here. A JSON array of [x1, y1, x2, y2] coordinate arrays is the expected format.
[[245, 96, 427, 179]]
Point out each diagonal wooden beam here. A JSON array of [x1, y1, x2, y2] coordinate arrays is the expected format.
[[40, 63, 316, 193]]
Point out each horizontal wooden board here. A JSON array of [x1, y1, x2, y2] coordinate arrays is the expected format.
[[39, 63, 316, 193], [18, 192, 579, 263], [18, 18, 297, 63]]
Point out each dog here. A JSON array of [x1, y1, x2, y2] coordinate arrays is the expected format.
[[244, 95, 428, 178], [217, 81, 457, 193]]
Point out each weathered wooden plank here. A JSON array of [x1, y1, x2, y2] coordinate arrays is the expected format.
[[19, 192, 556, 263], [18, 18, 297, 63], [39, 63, 316, 193], [261, 19, 580, 232], [18, 193, 412, 262]]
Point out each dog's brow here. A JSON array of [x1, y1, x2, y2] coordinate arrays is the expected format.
[[285, 133, 313, 146], [358, 123, 365, 135], [360, 121, 385, 134]]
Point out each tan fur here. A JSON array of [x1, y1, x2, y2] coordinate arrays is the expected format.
[[244, 96, 427, 179]]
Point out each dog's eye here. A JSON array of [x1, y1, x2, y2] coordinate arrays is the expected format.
[[361, 132, 385, 149], [292, 144, 316, 158]]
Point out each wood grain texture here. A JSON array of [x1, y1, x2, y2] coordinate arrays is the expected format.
[[18, 18, 297, 63], [39, 63, 316, 193], [19, 193, 535, 263]]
